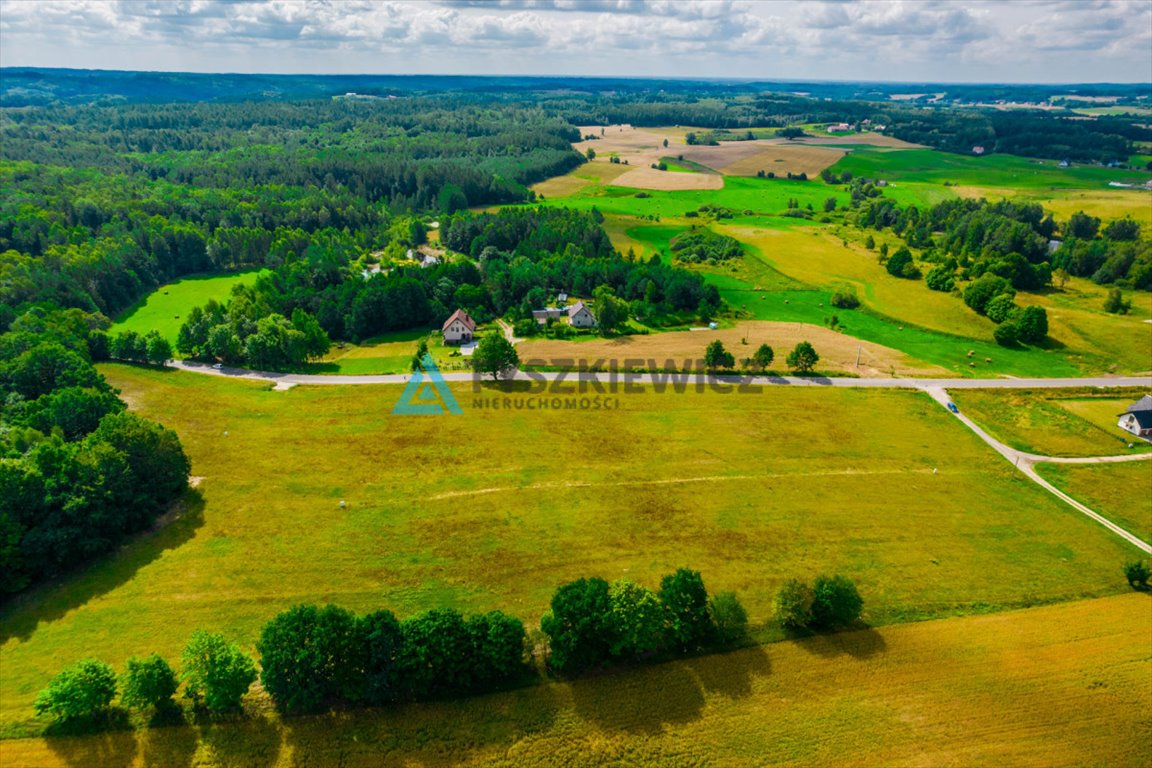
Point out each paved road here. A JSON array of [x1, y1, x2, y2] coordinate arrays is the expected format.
[[169, 361, 1152, 391], [922, 386, 1152, 554]]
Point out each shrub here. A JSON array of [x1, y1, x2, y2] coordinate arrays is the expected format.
[[704, 340, 735, 370], [34, 659, 117, 722], [607, 580, 668, 658], [541, 577, 615, 675], [181, 630, 257, 712], [830, 287, 860, 309], [993, 321, 1020, 347], [810, 575, 864, 629], [885, 247, 918, 279], [925, 265, 956, 292], [1124, 561, 1150, 589], [1103, 287, 1131, 315], [985, 294, 1019, 324], [659, 568, 716, 652], [786, 341, 819, 373], [963, 274, 1014, 315], [1015, 305, 1048, 343], [710, 591, 749, 643], [775, 579, 813, 630], [258, 604, 364, 714], [120, 654, 178, 711]]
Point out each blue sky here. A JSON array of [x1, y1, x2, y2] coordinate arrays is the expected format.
[[1, 0, 1149, 83]]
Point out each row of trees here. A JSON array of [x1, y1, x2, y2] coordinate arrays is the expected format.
[[0, 307, 191, 594], [704, 340, 819, 374], [33, 568, 758, 724]]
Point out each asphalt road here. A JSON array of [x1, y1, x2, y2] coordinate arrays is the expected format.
[[168, 361, 1152, 391]]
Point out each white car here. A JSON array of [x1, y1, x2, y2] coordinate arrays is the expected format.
[[212, 363, 223, 370]]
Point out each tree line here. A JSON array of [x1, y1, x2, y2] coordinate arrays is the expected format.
[[0, 307, 191, 595], [33, 567, 869, 726]]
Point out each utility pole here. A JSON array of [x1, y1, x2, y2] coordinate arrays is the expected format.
[[855, 346, 862, 368]]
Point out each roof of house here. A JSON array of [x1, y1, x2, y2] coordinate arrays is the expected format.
[[1130, 411, 1152, 429], [1122, 395, 1152, 414], [442, 309, 475, 333], [567, 301, 593, 318]]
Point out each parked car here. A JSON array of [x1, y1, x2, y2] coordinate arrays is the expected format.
[[947, 402, 959, 414]]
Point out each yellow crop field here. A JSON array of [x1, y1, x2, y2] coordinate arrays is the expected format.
[[4, 594, 1148, 767]]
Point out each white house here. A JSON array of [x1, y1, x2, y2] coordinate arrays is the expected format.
[[442, 309, 476, 345], [567, 301, 597, 328], [1118, 395, 1152, 439]]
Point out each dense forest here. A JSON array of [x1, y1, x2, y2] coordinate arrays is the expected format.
[[0, 306, 190, 595]]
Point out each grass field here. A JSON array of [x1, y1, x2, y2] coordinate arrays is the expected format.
[[111, 270, 268, 345], [949, 388, 1152, 457], [307, 328, 479, 376], [4, 594, 1149, 767], [1036, 462, 1152, 544], [1, 366, 1145, 736]]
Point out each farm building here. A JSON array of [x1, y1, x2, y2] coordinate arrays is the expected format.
[[567, 301, 597, 328], [442, 309, 476, 345], [1117, 395, 1152, 439], [532, 307, 564, 325]]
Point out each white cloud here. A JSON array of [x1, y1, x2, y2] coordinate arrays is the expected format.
[[0, 0, 1148, 81]]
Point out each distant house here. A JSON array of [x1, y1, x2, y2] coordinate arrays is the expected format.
[[567, 301, 597, 328], [1047, 239, 1063, 254], [1058, 159, 1071, 168], [442, 309, 475, 345], [557, 292, 569, 303], [1118, 395, 1152, 439], [827, 122, 852, 133], [532, 307, 564, 325], [420, 254, 440, 268], [972, 146, 986, 155]]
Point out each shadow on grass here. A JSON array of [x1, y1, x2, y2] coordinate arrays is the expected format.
[[570, 644, 771, 735], [199, 715, 282, 768], [278, 684, 564, 766], [0, 490, 205, 644], [44, 709, 137, 768], [794, 623, 888, 660]]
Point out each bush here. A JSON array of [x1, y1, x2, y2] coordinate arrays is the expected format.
[[704, 340, 735, 370], [258, 604, 364, 714], [810, 575, 864, 629], [963, 274, 1014, 315], [1124, 560, 1150, 589], [786, 341, 819, 374], [985, 293, 1018, 324], [120, 654, 178, 711], [34, 659, 118, 721], [993, 321, 1020, 347], [1103, 287, 1131, 315], [710, 591, 749, 643], [830, 288, 860, 309], [885, 247, 919, 279], [925, 265, 956, 292], [181, 630, 257, 712], [540, 577, 615, 675], [775, 579, 813, 630], [607, 580, 668, 658], [1015, 305, 1048, 343], [659, 568, 716, 652]]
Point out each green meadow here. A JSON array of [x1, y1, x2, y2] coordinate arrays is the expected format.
[[949, 388, 1152, 457], [110, 270, 268, 345], [1, 365, 1143, 737], [1036, 462, 1152, 544]]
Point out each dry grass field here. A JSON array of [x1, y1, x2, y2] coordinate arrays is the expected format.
[[517, 320, 948, 377], [4, 594, 1149, 767], [679, 143, 846, 178]]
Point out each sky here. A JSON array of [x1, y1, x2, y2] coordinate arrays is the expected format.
[[0, 0, 1150, 84]]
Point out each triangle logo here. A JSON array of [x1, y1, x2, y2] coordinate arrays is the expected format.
[[393, 353, 463, 416]]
